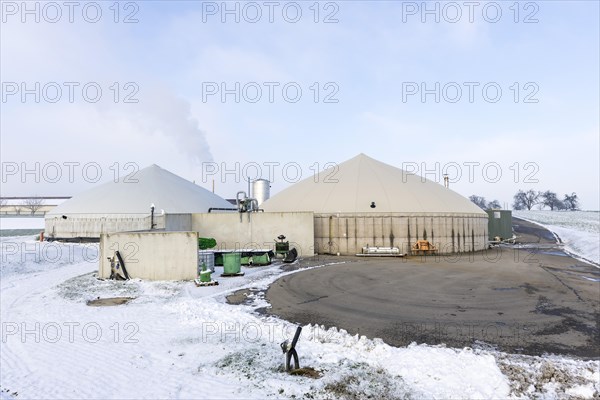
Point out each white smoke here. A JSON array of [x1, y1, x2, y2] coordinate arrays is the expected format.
[[123, 85, 213, 164]]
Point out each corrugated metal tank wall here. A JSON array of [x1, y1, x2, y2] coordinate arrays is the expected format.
[[314, 213, 488, 255]]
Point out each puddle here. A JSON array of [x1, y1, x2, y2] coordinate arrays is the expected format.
[[580, 276, 600, 282], [536, 249, 569, 257]]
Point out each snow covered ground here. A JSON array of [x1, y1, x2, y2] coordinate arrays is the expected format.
[[514, 211, 600, 267], [1, 236, 599, 399]]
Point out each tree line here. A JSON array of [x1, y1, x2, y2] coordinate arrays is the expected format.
[[0, 198, 46, 215], [512, 190, 579, 211], [469, 190, 580, 211], [468, 195, 501, 211]]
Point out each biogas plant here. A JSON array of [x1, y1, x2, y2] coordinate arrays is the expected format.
[[44, 154, 497, 281], [261, 154, 488, 256]]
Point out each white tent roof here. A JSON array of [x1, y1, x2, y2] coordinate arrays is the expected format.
[[47, 164, 232, 215], [262, 154, 486, 215]]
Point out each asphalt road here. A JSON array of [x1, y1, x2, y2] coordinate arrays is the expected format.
[[263, 218, 600, 358]]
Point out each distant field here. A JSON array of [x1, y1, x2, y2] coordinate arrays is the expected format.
[[0, 217, 45, 235], [0, 229, 40, 237]]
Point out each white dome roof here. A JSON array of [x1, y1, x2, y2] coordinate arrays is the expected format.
[[47, 164, 232, 215], [262, 154, 485, 215]]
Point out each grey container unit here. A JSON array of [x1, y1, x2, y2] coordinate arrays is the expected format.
[[198, 250, 215, 273], [487, 209, 513, 240]]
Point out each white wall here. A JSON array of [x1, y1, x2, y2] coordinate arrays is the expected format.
[[192, 212, 314, 256], [99, 231, 198, 280]]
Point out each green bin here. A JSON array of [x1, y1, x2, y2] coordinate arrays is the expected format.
[[199, 265, 212, 282], [252, 253, 271, 266], [241, 255, 252, 266], [223, 253, 241, 274]]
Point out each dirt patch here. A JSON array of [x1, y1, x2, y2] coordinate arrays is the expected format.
[[289, 367, 322, 379], [496, 354, 600, 398], [321, 363, 410, 400], [86, 297, 135, 307], [226, 289, 255, 305], [56, 273, 141, 301], [225, 287, 271, 307]]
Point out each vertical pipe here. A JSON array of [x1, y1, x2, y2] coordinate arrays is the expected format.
[[328, 216, 333, 254]]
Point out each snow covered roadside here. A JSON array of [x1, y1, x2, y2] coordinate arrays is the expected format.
[[514, 211, 600, 267], [1, 238, 598, 399]]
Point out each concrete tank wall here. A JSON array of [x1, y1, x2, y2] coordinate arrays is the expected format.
[[99, 231, 198, 280], [314, 213, 488, 255], [45, 214, 166, 240], [45, 213, 193, 240], [164, 213, 193, 231], [192, 212, 314, 256]]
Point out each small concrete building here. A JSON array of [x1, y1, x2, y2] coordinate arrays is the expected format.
[[262, 154, 488, 255], [45, 164, 232, 240]]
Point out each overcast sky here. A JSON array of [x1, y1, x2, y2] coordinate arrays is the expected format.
[[1, 1, 598, 209]]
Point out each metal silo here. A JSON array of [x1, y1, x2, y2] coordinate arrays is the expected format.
[[252, 179, 270, 206]]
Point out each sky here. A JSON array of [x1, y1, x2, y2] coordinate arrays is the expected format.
[[1, 0, 599, 210]]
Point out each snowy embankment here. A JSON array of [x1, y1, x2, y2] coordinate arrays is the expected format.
[[1, 236, 598, 399], [514, 211, 600, 267]]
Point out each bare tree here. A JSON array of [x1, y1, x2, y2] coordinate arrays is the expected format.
[[469, 195, 488, 210], [563, 193, 579, 211], [22, 198, 45, 215], [556, 200, 568, 211], [469, 195, 502, 210], [541, 190, 563, 211], [513, 189, 540, 210], [487, 199, 501, 209]]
